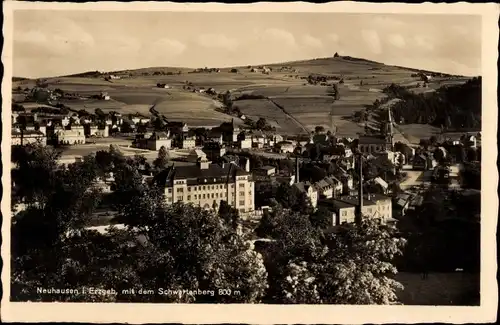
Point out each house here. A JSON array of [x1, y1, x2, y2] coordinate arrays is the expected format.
[[181, 136, 197, 149], [394, 193, 413, 217], [130, 114, 150, 125], [314, 179, 334, 199], [11, 128, 47, 146], [207, 130, 223, 144], [318, 193, 393, 226], [54, 126, 86, 145], [218, 119, 240, 144], [167, 122, 189, 135], [358, 135, 393, 154], [85, 124, 109, 138], [147, 132, 172, 150], [186, 149, 207, 163], [253, 166, 276, 177], [95, 126, 109, 138], [275, 141, 295, 154], [461, 134, 477, 148], [100, 92, 111, 100], [111, 112, 123, 126], [325, 176, 344, 196], [220, 155, 251, 173], [372, 177, 389, 194], [333, 168, 354, 194], [202, 142, 226, 161], [293, 181, 319, 208], [251, 132, 266, 147], [238, 138, 252, 149], [155, 159, 255, 215], [377, 150, 396, 164], [412, 154, 428, 170]]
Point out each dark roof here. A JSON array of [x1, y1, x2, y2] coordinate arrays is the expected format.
[[359, 135, 390, 145], [320, 198, 356, 209], [151, 131, 169, 139], [155, 162, 249, 187], [167, 121, 187, 128], [12, 129, 45, 136]]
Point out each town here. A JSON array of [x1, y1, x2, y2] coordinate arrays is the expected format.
[[11, 70, 481, 306]]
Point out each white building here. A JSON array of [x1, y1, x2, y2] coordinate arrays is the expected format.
[[11, 129, 47, 146], [181, 137, 196, 149], [239, 138, 252, 149], [275, 141, 295, 154], [293, 182, 319, 209], [157, 159, 255, 215], [55, 127, 86, 145]]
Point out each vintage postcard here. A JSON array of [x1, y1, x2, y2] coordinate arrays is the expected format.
[[1, 1, 498, 323]]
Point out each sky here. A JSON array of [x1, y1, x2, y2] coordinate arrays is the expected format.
[[13, 11, 482, 78]]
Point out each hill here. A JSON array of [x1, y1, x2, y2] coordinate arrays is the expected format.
[[12, 55, 475, 136]]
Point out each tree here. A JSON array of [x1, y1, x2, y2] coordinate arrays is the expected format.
[[218, 200, 239, 230], [309, 206, 332, 229], [153, 146, 169, 170], [11, 146, 110, 301], [95, 108, 105, 117], [332, 83, 340, 100], [275, 183, 313, 215], [256, 118, 267, 130], [317, 219, 406, 304], [256, 208, 406, 304], [314, 126, 325, 134], [119, 198, 269, 302]]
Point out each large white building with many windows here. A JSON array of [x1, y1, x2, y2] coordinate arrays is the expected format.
[[155, 158, 255, 215]]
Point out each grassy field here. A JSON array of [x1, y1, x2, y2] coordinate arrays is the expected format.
[[13, 56, 472, 137], [395, 272, 480, 305]]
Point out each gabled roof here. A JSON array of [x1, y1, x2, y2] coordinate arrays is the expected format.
[[154, 162, 250, 187], [373, 177, 389, 189]]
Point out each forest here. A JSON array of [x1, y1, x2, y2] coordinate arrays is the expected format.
[[383, 77, 481, 130]]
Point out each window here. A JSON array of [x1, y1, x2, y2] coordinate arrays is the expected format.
[[177, 188, 183, 193], [239, 184, 245, 188], [188, 187, 191, 192], [211, 193, 214, 198], [177, 197, 183, 201], [342, 210, 347, 216], [211, 185, 214, 190], [216, 193, 219, 198], [239, 200, 245, 206], [248, 191, 252, 195], [187, 195, 191, 201], [239, 208, 245, 214], [203, 186, 206, 190], [194, 194, 197, 199], [239, 191, 245, 196], [168, 188, 172, 193], [203, 194, 206, 199]]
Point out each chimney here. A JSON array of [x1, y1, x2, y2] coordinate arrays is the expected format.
[[295, 155, 300, 183], [355, 154, 363, 224]]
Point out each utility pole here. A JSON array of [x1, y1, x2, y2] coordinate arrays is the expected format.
[[355, 153, 363, 224]]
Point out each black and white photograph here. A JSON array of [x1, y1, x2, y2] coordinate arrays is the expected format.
[[1, 1, 498, 324]]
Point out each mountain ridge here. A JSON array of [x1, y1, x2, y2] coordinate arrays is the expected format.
[[13, 55, 473, 80]]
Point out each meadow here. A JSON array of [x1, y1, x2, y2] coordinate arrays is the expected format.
[[13, 56, 471, 137]]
